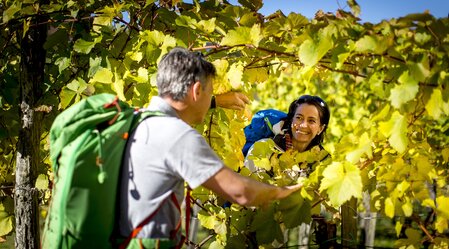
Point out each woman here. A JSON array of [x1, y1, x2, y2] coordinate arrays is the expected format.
[[275, 95, 330, 152], [244, 95, 334, 248], [245, 94, 331, 175]]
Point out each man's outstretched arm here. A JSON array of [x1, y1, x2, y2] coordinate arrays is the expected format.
[[202, 167, 302, 207]]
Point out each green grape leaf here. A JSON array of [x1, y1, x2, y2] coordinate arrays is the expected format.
[[90, 67, 113, 84], [250, 206, 282, 245], [55, 57, 70, 73], [175, 15, 197, 29], [319, 161, 362, 207], [298, 35, 332, 67], [394, 228, 422, 248], [347, 0, 361, 17], [407, 61, 429, 82], [278, 191, 303, 211], [221, 24, 262, 47], [238, 0, 263, 11], [279, 193, 311, 228], [425, 88, 444, 120], [355, 35, 389, 54], [2, 2, 22, 23], [389, 72, 419, 109], [379, 111, 408, 153], [73, 37, 101, 54]]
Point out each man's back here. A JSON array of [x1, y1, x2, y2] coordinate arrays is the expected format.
[[119, 96, 223, 241]]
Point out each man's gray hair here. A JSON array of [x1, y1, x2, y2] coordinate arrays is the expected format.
[[156, 47, 216, 100]]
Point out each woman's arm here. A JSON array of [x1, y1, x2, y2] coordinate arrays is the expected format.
[[211, 92, 250, 110]]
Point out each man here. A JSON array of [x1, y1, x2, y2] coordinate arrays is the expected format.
[[119, 47, 301, 248]]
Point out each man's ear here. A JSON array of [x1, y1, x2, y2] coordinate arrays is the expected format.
[[191, 81, 202, 101]]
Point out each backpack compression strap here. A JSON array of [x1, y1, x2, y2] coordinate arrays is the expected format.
[[119, 187, 192, 249]]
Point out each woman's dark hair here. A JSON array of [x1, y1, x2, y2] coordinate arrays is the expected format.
[[281, 95, 330, 151]]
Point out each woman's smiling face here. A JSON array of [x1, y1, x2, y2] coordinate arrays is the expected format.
[[290, 103, 325, 150]]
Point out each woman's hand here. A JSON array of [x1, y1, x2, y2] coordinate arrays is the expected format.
[[215, 92, 250, 110]]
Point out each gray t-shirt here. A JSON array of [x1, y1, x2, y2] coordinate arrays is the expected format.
[[119, 96, 224, 240]]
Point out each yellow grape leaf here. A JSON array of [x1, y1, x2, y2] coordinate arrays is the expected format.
[[59, 88, 77, 109], [90, 67, 113, 84], [425, 88, 444, 120], [371, 104, 390, 122], [128, 51, 143, 62], [227, 62, 244, 89], [214, 219, 227, 235], [389, 72, 419, 109], [136, 67, 149, 83], [248, 24, 262, 47], [402, 200, 413, 217], [319, 161, 362, 207], [212, 59, 232, 94], [0, 198, 14, 237], [421, 198, 435, 209], [378, 111, 408, 153], [395, 221, 403, 237], [396, 180, 410, 197], [415, 155, 434, 180], [245, 67, 268, 84], [209, 241, 225, 249], [67, 78, 87, 94], [435, 216, 449, 234], [35, 174, 48, 190], [196, 18, 216, 34], [221, 24, 262, 47], [252, 158, 271, 171], [198, 212, 215, 230], [385, 197, 395, 218], [443, 148, 449, 162], [436, 196, 449, 219], [93, 4, 120, 32], [345, 132, 372, 163], [113, 75, 125, 100]]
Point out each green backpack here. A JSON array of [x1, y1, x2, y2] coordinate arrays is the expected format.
[[42, 93, 162, 249]]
